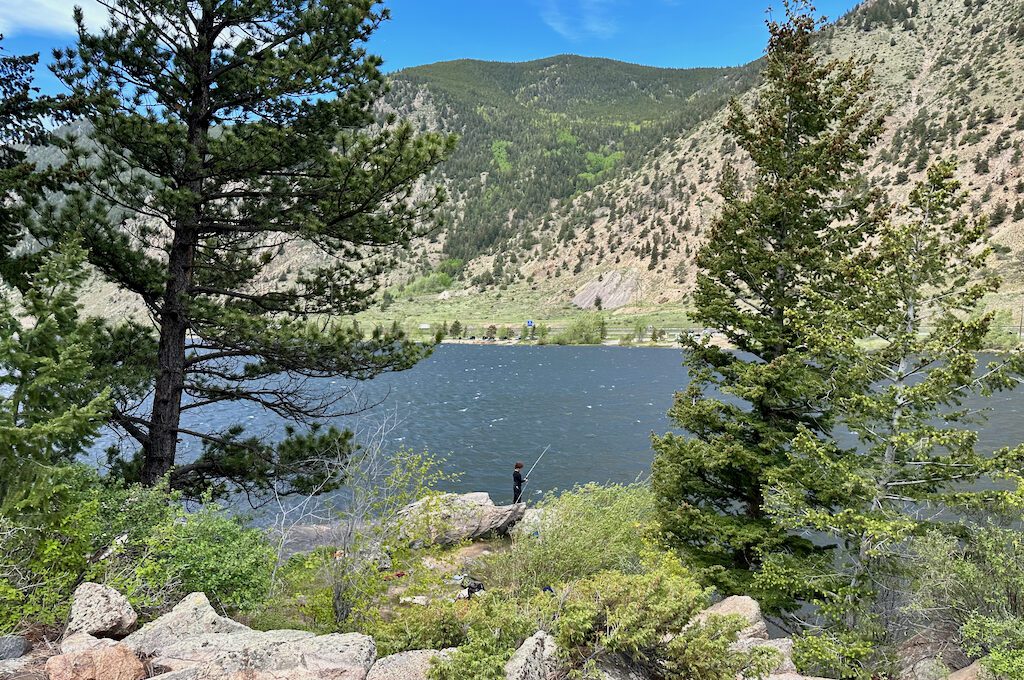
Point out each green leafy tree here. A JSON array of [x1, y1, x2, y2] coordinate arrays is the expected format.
[[761, 161, 1024, 677], [19, 0, 454, 499], [651, 0, 885, 602], [0, 241, 111, 513], [449, 320, 463, 339]]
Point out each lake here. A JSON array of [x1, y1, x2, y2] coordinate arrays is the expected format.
[[96, 345, 1024, 505]]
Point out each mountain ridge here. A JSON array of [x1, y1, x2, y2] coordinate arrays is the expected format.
[[367, 0, 1024, 329]]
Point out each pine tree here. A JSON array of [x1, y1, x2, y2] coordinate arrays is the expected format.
[[0, 241, 111, 513], [17, 0, 455, 499], [651, 0, 886, 603], [0, 37, 76, 283], [761, 161, 1024, 675]]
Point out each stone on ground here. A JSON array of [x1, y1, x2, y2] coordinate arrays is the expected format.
[[367, 648, 453, 680], [692, 595, 769, 640], [66, 583, 138, 638], [0, 635, 30, 660], [60, 632, 118, 655], [44, 644, 145, 680], [505, 631, 558, 680]]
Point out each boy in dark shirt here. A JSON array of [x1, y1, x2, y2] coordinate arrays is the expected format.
[[513, 461, 526, 503]]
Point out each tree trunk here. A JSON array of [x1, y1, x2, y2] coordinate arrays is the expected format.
[[142, 232, 196, 485], [140, 10, 212, 485]]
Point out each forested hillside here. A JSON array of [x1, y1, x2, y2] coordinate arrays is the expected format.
[[373, 0, 1024, 324], [380, 55, 759, 263], [58, 0, 1024, 325]]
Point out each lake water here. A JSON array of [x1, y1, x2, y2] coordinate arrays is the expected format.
[[98, 345, 1024, 505]]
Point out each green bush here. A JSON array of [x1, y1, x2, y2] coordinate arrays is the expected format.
[[0, 467, 175, 631], [402, 272, 454, 296], [0, 469, 275, 632], [370, 599, 469, 657], [128, 502, 275, 613], [478, 483, 656, 592], [556, 558, 778, 680], [908, 528, 1024, 678]]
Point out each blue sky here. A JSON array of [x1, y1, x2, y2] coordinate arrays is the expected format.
[[2, 0, 862, 94]]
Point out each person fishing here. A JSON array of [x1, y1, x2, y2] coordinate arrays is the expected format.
[[513, 446, 549, 504], [513, 461, 526, 503]]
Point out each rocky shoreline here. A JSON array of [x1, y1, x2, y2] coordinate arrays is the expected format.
[[0, 493, 988, 680], [1, 585, 826, 680]]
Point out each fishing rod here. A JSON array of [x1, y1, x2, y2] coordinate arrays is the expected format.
[[521, 445, 550, 494]]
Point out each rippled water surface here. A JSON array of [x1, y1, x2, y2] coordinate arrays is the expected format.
[[98, 345, 1024, 505]]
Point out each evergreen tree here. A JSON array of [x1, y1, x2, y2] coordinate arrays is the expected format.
[[0, 37, 76, 283], [762, 161, 1024, 675], [651, 0, 885, 603], [18, 0, 454, 499], [0, 241, 111, 513], [449, 320, 463, 339]]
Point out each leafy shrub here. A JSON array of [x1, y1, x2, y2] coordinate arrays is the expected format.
[[908, 528, 1024, 678], [553, 556, 776, 680], [429, 593, 552, 680], [370, 599, 469, 657], [0, 469, 275, 632], [478, 483, 656, 592], [127, 501, 275, 613]]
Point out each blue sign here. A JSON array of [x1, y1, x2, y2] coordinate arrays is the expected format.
[[526, 320, 534, 327]]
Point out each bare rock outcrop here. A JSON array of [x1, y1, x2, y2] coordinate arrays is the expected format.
[[122, 592, 249, 658], [572, 271, 637, 310], [148, 629, 376, 679], [400, 492, 526, 547]]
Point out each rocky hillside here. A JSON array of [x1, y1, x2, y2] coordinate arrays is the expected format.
[[382, 0, 1024, 322]]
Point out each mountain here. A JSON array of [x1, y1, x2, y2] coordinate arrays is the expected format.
[[47, 0, 1024, 327], [369, 0, 1024, 328], [379, 55, 760, 262]]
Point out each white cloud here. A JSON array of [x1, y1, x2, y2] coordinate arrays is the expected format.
[[539, 0, 619, 41], [0, 0, 105, 37]]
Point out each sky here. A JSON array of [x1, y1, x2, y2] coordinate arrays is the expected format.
[[1, 0, 862, 94]]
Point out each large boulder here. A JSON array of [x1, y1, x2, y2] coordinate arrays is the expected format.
[[0, 635, 30, 660], [896, 629, 971, 680], [60, 633, 118, 655], [692, 596, 769, 640], [65, 583, 138, 638], [505, 631, 558, 680], [44, 644, 145, 680], [149, 630, 376, 680], [367, 649, 453, 680], [400, 492, 526, 547], [122, 592, 249, 657]]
